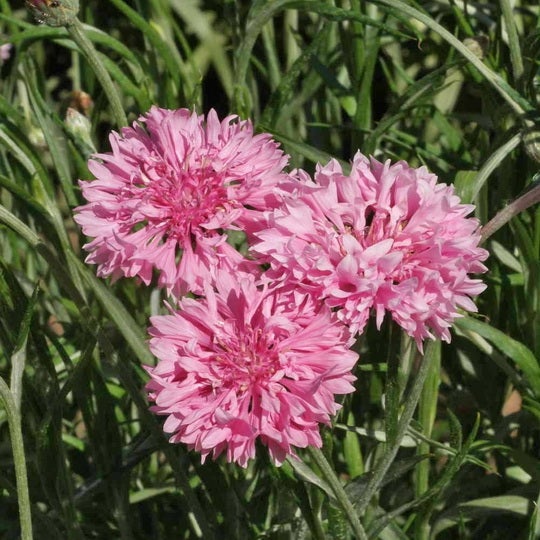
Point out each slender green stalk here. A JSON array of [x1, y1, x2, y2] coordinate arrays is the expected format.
[[233, 0, 295, 114], [414, 341, 441, 540], [499, 0, 523, 84], [309, 505, 327, 540], [10, 346, 26, 412], [261, 23, 281, 91], [0, 0, 18, 36], [470, 133, 521, 202], [0, 205, 41, 247], [66, 18, 127, 128], [9, 285, 38, 414], [0, 377, 33, 540], [355, 341, 438, 515], [350, 0, 380, 150], [308, 447, 368, 540], [284, 10, 300, 70]]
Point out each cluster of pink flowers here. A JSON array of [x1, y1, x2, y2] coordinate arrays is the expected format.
[[74, 107, 488, 466]]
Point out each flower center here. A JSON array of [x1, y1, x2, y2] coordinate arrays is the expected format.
[[213, 326, 281, 392], [135, 156, 233, 240]]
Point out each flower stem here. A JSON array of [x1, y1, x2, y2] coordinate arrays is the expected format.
[[481, 180, 540, 243], [307, 447, 368, 540], [66, 18, 127, 128], [0, 376, 33, 540], [355, 340, 438, 515]]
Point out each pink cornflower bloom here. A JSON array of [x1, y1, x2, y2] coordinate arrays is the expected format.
[[252, 152, 489, 348], [145, 272, 357, 467], [74, 107, 289, 296]]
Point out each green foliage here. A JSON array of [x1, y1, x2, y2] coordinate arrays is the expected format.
[[0, 0, 539, 538]]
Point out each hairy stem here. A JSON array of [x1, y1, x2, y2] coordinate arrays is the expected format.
[[308, 447, 368, 540], [355, 341, 437, 514], [0, 377, 33, 540], [481, 181, 540, 243]]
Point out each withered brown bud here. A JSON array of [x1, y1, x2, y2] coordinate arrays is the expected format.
[[25, 0, 79, 27]]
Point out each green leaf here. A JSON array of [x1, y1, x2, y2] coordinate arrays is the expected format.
[[470, 133, 521, 202], [343, 413, 363, 479], [258, 125, 350, 170], [454, 316, 540, 398], [68, 252, 155, 367], [108, 0, 187, 102], [490, 240, 523, 273], [129, 486, 176, 504], [287, 456, 337, 503], [0, 205, 41, 247], [346, 454, 431, 507], [10, 283, 39, 411], [0, 174, 48, 217], [433, 495, 531, 535], [447, 408, 463, 451], [261, 24, 331, 128], [529, 490, 540, 540], [335, 424, 417, 447], [22, 56, 76, 207], [61, 433, 85, 452], [454, 170, 478, 204]]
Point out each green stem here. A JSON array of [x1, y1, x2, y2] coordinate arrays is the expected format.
[[480, 181, 540, 243], [233, 0, 294, 114], [414, 341, 441, 540], [0, 205, 40, 247], [470, 133, 521, 202], [308, 447, 368, 540], [66, 18, 127, 128], [0, 377, 33, 540], [355, 341, 438, 515], [261, 23, 281, 91], [350, 0, 380, 151], [499, 0, 523, 85]]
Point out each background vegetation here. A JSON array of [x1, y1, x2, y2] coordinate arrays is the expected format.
[[0, 0, 539, 538]]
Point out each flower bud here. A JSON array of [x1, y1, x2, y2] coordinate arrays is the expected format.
[[25, 0, 79, 27], [69, 90, 93, 116], [65, 107, 96, 158], [523, 128, 540, 164], [463, 35, 489, 60]]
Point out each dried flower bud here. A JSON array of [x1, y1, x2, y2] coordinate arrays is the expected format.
[[26, 0, 79, 27], [69, 90, 93, 116], [463, 35, 489, 60]]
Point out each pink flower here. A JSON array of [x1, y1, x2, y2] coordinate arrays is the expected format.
[[74, 107, 289, 296], [145, 272, 357, 467], [252, 153, 489, 348]]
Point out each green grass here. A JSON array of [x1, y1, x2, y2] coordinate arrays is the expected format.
[[0, 1, 539, 538]]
